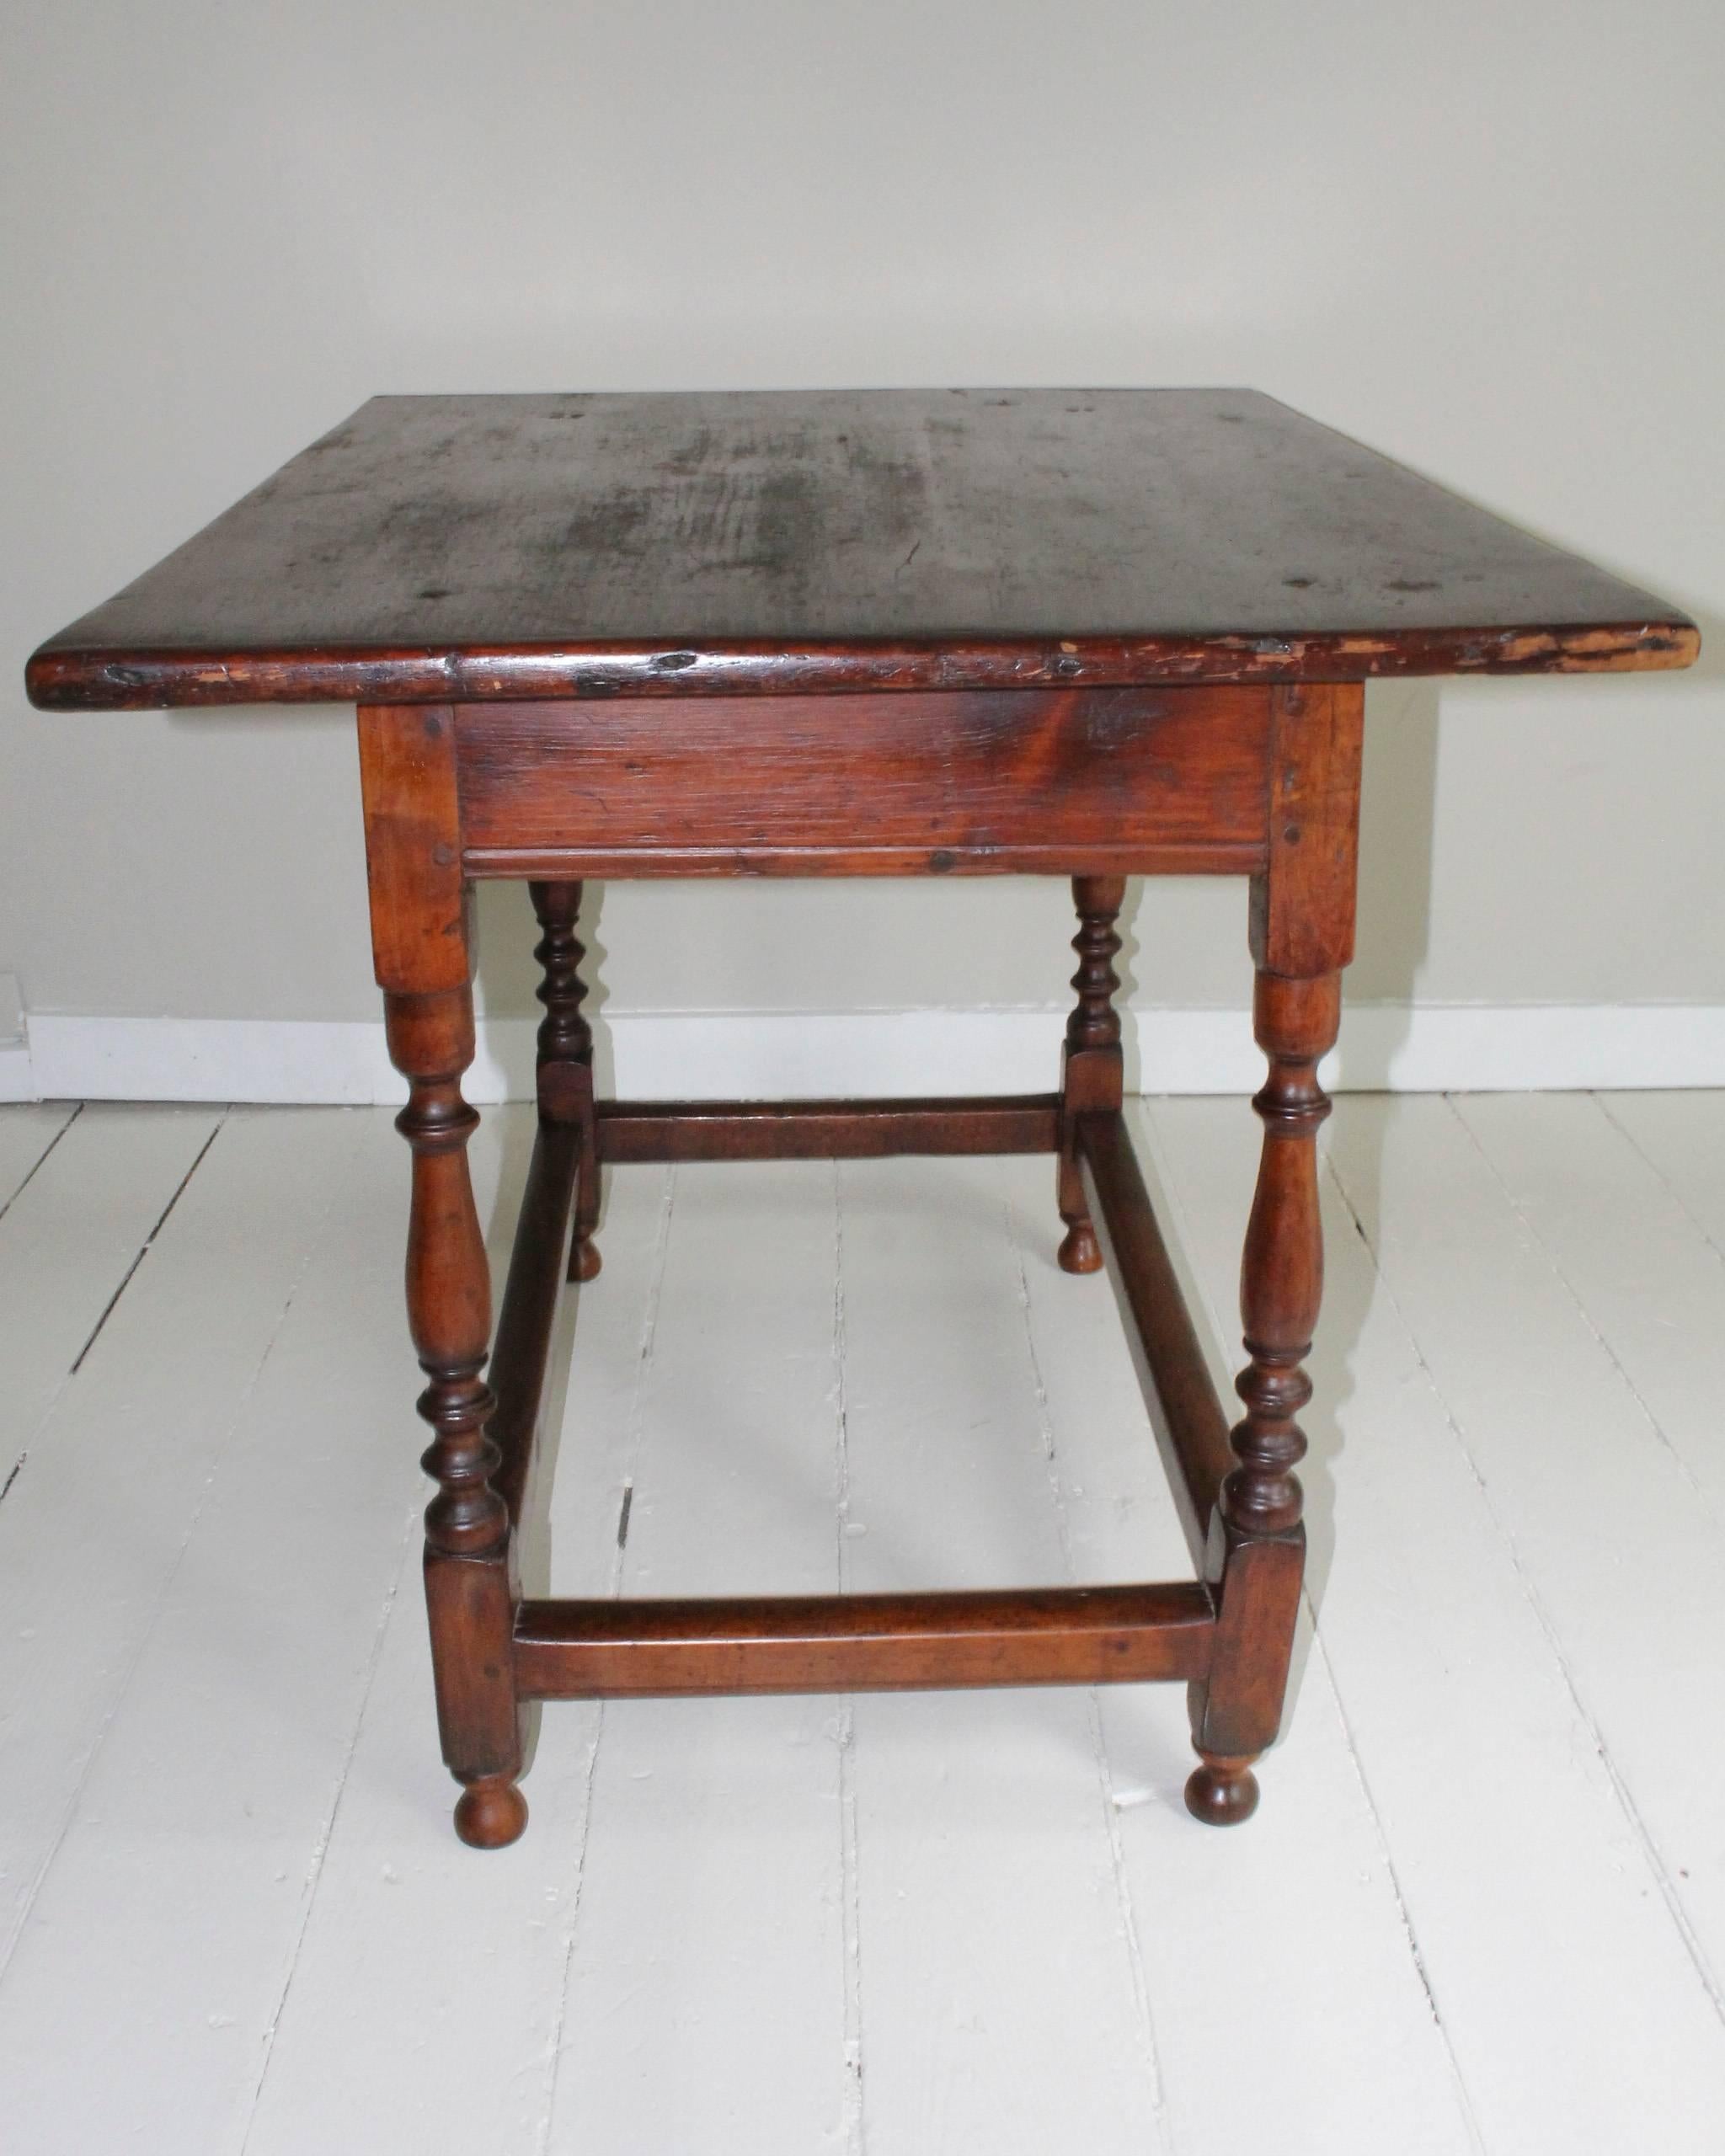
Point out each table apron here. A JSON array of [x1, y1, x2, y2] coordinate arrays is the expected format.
[[452, 687, 1272, 877]]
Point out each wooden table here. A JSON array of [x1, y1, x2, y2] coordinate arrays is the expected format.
[[27, 389, 1696, 1849]]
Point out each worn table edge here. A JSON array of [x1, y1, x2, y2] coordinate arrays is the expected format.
[[22, 618, 1701, 712]]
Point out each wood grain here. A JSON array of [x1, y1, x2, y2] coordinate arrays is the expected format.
[[360, 702, 525, 1847], [514, 1583, 1215, 1696], [1250, 681, 1365, 978], [355, 705, 468, 994], [595, 1094, 1061, 1162], [1076, 1107, 1235, 1569], [486, 1121, 579, 1532], [1185, 969, 1341, 1823], [452, 689, 1271, 877], [26, 388, 1696, 709]]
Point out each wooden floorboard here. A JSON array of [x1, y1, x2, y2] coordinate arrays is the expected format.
[[1316, 1095, 1725, 2147], [1327, 1098, 1725, 1975], [0, 1109, 365, 1977], [0, 1108, 418, 2147], [836, 1154, 1169, 2155], [0, 1102, 225, 1488], [240, 1134, 671, 2156], [542, 1161, 851, 2153], [0, 1102, 78, 1213], [1458, 1091, 1725, 1524], [1012, 1127, 1482, 2154], [1, 1100, 1723, 2154], [1603, 1090, 1725, 1257]]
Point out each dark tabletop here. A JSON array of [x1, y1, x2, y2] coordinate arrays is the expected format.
[[26, 388, 1696, 709]]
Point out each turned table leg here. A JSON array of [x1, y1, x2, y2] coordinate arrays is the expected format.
[[388, 989, 526, 1847], [1058, 873, 1126, 1273], [360, 703, 527, 1848], [528, 880, 601, 1283], [1185, 681, 1362, 1823], [1185, 969, 1338, 1822]]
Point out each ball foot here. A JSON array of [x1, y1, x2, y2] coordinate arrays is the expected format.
[[568, 1232, 601, 1283], [1057, 1219, 1103, 1274], [1184, 1753, 1261, 1826], [454, 1776, 529, 1849]]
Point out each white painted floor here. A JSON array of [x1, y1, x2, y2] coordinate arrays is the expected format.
[[1, 1093, 1723, 2154]]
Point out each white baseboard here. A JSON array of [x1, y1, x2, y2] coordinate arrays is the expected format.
[[7, 1002, 1725, 1105]]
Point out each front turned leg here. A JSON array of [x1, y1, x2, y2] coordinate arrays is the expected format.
[[388, 990, 527, 1849], [1057, 874, 1125, 1273], [1186, 969, 1338, 1824], [361, 703, 526, 1846], [529, 880, 602, 1283]]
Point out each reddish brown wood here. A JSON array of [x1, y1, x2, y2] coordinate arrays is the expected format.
[[1187, 683, 1361, 1824], [487, 1121, 579, 1530], [1076, 1109, 1235, 1570], [360, 703, 526, 1850], [527, 881, 601, 1282], [1250, 682, 1365, 978], [529, 880, 595, 1081], [513, 1583, 1215, 1699], [453, 691, 1270, 879], [1057, 875, 1126, 1273], [1183, 1747, 1263, 1825], [33, 391, 1693, 1849], [595, 1095, 1061, 1164], [356, 703, 469, 994], [26, 389, 1696, 712], [1226, 973, 1342, 1537], [1183, 976, 1337, 1823]]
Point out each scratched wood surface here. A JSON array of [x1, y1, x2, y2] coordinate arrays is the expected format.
[[453, 688, 1272, 878], [26, 389, 1695, 710], [3, 1099, 1724, 2153]]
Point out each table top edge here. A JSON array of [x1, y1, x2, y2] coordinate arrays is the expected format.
[[24, 617, 1701, 712]]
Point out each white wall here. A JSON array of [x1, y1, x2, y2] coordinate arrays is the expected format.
[[3, 1, 1722, 1096]]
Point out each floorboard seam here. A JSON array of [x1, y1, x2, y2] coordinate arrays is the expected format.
[[3, 1106, 224, 1494], [237, 1498, 421, 2153], [533, 1164, 677, 2153], [1001, 1166, 1175, 2153], [1450, 1096, 1717, 1526], [1322, 1140, 1725, 2032], [830, 1165, 868, 2156], [1595, 1091, 1725, 1273], [68, 1107, 229, 1374], [1306, 1618, 1491, 2154], [0, 1108, 359, 1991], [1143, 1101, 1491, 2143], [0, 1102, 81, 1221]]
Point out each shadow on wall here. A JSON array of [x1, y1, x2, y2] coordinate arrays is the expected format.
[[1346, 678, 1440, 1059]]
